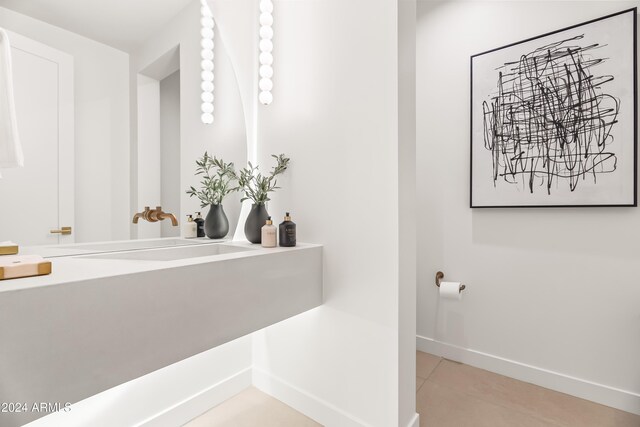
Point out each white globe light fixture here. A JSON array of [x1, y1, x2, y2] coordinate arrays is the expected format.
[[259, 91, 273, 105], [258, 0, 274, 105], [259, 65, 273, 79], [200, 0, 215, 123]]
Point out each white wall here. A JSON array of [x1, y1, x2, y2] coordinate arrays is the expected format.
[[0, 6, 130, 243], [208, 0, 260, 241], [247, 1, 407, 425], [136, 75, 162, 239], [130, 0, 246, 237], [134, 68, 182, 239], [398, 1, 418, 426], [160, 71, 182, 238], [416, 0, 640, 414]]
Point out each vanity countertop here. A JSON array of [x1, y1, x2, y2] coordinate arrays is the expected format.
[[0, 240, 323, 427], [0, 241, 321, 293]]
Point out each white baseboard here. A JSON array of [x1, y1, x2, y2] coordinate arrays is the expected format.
[[134, 364, 419, 427], [417, 335, 640, 416], [137, 368, 252, 427], [252, 367, 373, 427], [134, 366, 379, 427], [405, 413, 419, 427]]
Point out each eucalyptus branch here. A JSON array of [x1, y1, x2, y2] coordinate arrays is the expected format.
[[186, 152, 238, 208], [234, 154, 290, 205]]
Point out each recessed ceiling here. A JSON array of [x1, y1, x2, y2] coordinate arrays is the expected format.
[[0, 0, 194, 52]]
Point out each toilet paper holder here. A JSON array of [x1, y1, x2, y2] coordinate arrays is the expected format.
[[435, 271, 466, 292]]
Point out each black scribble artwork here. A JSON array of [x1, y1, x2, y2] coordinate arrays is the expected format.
[[482, 35, 621, 194]]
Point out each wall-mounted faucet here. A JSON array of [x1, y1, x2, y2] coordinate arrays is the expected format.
[[132, 206, 178, 226]]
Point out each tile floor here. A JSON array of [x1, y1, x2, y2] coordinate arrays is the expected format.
[[183, 387, 320, 427], [184, 352, 640, 426], [416, 351, 640, 427]]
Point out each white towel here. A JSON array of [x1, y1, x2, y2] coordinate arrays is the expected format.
[[0, 28, 22, 177]]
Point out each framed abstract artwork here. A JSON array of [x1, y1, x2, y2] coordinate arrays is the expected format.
[[471, 8, 637, 208]]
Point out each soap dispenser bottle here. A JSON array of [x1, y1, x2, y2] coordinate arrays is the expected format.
[[261, 217, 277, 248], [183, 215, 197, 238], [194, 212, 205, 237], [278, 212, 296, 247]]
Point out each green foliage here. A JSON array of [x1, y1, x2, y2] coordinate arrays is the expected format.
[[231, 154, 290, 205], [186, 152, 237, 207]]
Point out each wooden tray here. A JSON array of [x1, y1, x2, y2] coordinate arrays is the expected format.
[[0, 245, 19, 256], [0, 256, 52, 280]]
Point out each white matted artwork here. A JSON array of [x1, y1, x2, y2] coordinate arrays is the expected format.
[[471, 8, 637, 208]]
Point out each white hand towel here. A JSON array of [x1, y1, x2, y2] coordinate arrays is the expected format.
[[0, 28, 22, 177]]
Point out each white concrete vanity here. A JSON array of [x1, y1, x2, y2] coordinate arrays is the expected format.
[[0, 241, 322, 427]]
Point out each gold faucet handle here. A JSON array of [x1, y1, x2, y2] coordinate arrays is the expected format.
[[50, 226, 72, 235]]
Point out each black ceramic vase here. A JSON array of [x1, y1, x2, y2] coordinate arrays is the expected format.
[[205, 204, 229, 239], [244, 203, 269, 244]]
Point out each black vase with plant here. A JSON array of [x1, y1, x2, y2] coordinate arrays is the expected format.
[[186, 152, 236, 239], [244, 204, 269, 243], [232, 154, 290, 244]]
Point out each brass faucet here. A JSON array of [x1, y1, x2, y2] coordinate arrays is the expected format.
[[132, 206, 179, 226]]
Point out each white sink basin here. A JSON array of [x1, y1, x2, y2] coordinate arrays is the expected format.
[[64, 238, 216, 252], [21, 238, 228, 259], [80, 243, 254, 261]]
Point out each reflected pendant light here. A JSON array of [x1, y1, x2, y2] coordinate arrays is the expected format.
[[201, 0, 215, 124], [258, 0, 273, 105]]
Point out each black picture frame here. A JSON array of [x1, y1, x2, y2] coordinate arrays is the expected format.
[[469, 7, 638, 208]]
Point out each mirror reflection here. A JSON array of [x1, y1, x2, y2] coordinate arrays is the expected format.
[[0, 0, 247, 247]]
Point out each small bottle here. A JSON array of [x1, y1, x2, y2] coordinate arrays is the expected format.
[[279, 212, 296, 247], [194, 212, 205, 238], [183, 215, 197, 238], [261, 217, 277, 248]]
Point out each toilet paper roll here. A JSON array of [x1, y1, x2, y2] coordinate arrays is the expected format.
[[439, 281, 462, 300]]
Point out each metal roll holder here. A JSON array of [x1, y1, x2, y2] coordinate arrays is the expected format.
[[435, 271, 465, 293]]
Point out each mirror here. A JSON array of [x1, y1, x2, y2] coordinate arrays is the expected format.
[[0, 0, 247, 248]]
